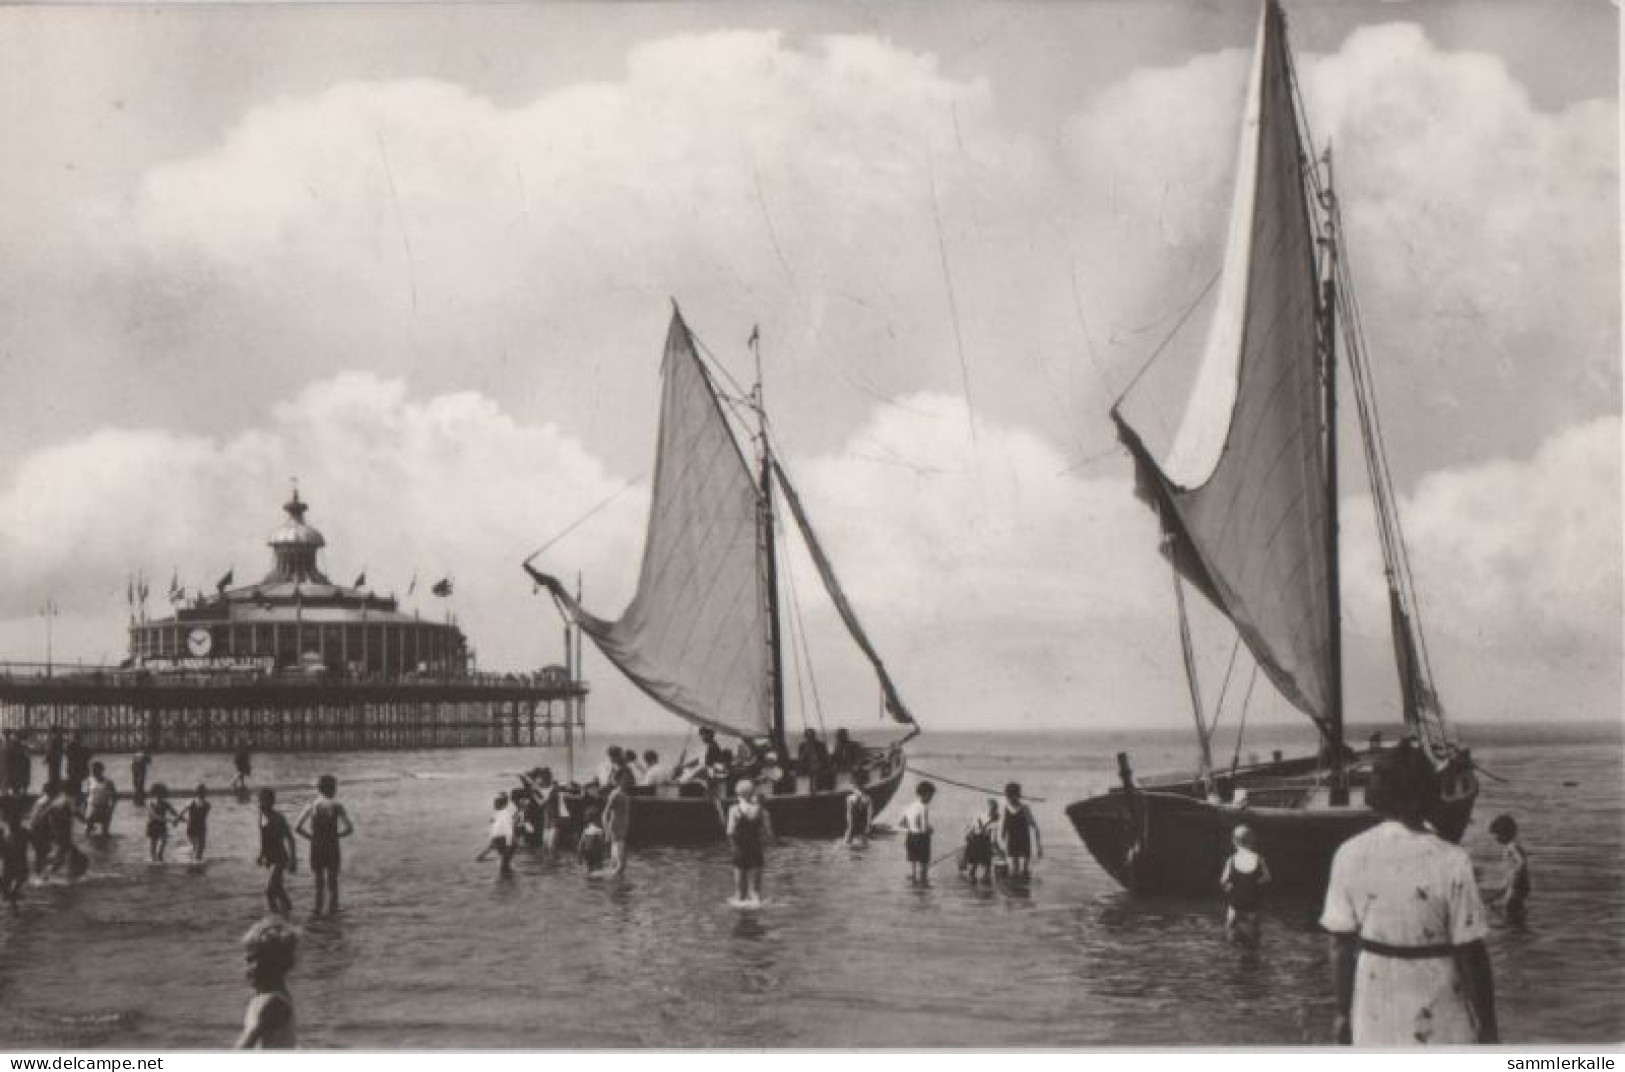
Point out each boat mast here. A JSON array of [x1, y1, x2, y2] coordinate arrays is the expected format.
[[1318, 144, 1347, 789], [751, 326, 787, 748]]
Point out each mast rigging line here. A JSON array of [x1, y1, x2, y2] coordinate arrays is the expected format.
[[907, 765, 1046, 804], [522, 470, 649, 567], [1112, 268, 1223, 409]]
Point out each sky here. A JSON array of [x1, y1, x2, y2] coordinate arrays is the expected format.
[[0, 1, 1616, 738]]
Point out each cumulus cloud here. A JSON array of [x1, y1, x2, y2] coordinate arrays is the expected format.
[[0, 373, 648, 678], [0, 21, 1614, 729]]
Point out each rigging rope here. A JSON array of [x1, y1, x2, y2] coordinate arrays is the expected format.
[[907, 764, 1046, 804], [1229, 663, 1261, 773], [780, 537, 828, 734], [522, 470, 648, 566], [1204, 636, 1244, 741], [1113, 268, 1223, 407]]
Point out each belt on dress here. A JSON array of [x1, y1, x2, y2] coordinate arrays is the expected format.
[[1358, 938, 1457, 960]]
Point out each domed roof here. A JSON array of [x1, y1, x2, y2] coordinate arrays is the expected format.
[[268, 488, 325, 550]]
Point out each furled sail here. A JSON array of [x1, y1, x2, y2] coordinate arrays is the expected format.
[[528, 310, 772, 739], [1112, 1, 1336, 731], [771, 458, 916, 727]]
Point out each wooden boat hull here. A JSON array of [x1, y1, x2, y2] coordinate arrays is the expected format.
[[1065, 749, 1478, 897], [559, 748, 908, 847]]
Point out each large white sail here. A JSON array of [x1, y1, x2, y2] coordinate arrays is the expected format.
[[1113, 0, 1336, 732], [531, 310, 773, 740]]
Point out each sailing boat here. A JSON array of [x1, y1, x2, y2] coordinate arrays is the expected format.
[[526, 306, 916, 845], [1065, 1, 1478, 896]]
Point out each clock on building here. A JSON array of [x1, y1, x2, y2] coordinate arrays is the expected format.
[[186, 628, 213, 657]]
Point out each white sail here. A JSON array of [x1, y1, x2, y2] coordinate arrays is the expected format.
[[1113, 0, 1336, 732]]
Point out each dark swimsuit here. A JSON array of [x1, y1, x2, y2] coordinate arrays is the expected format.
[[1226, 860, 1263, 911], [730, 806, 766, 870], [308, 803, 340, 871], [260, 812, 291, 867], [186, 801, 210, 840], [1002, 804, 1033, 859], [965, 819, 995, 867]]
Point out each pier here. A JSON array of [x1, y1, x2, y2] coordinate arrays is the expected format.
[[0, 662, 585, 752]]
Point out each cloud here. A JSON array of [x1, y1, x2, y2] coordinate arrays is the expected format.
[[0, 22, 1614, 729], [1064, 22, 1617, 471], [0, 372, 648, 678]]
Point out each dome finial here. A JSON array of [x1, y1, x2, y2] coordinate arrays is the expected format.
[[285, 478, 307, 522]]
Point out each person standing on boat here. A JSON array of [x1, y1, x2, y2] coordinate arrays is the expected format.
[[830, 729, 863, 774], [900, 781, 936, 887], [1000, 783, 1041, 879], [1220, 825, 1271, 945], [699, 728, 726, 770], [638, 750, 670, 786], [596, 746, 622, 788], [796, 729, 831, 786], [844, 768, 874, 847], [726, 779, 772, 904], [1321, 743, 1498, 1045], [603, 770, 633, 876]]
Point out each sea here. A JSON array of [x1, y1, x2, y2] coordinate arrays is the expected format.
[[0, 722, 1618, 1049]]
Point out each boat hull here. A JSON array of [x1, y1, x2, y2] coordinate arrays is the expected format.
[[560, 748, 908, 847], [1065, 750, 1478, 897]]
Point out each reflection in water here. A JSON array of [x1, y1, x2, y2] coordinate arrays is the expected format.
[[0, 726, 1614, 1046]]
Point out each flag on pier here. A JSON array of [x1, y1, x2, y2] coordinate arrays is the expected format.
[[432, 578, 453, 597]]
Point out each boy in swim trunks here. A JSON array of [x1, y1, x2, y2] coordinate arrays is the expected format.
[[295, 775, 353, 916], [900, 781, 936, 887]]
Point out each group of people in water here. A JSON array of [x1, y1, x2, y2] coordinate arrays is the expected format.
[[0, 726, 355, 925]]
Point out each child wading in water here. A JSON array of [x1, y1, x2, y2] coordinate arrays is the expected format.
[[1219, 825, 1271, 945], [576, 796, 608, 876], [961, 799, 1001, 885], [843, 768, 873, 847], [476, 792, 518, 877], [1488, 813, 1531, 925], [900, 781, 936, 887], [1000, 782, 1041, 880], [145, 783, 180, 863], [236, 918, 297, 1049], [727, 779, 773, 904], [258, 789, 297, 914], [84, 762, 117, 837], [295, 776, 353, 916], [177, 785, 211, 862]]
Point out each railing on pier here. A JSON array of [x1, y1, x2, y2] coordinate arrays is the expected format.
[[0, 661, 588, 753]]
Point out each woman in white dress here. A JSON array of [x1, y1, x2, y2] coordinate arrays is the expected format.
[[1321, 743, 1498, 1045]]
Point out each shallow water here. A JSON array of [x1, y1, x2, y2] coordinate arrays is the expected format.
[[0, 723, 1617, 1048]]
